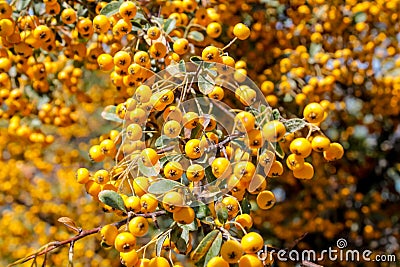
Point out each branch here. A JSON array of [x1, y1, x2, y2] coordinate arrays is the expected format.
[[8, 211, 167, 266], [204, 132, 244, 152], [157, 145, 176, 154], [289, 232, 308, 250], [157, 132, 244, 155], [8, 228, 100, 267]]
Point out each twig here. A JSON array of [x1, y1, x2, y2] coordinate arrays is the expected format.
[[183, 20, 207, 39], [138, 227, 174, 254], [222, 37, 238, 51], [226, 221, 247, 235], [156, 145, 176, 154], [8, 211, 166, 266], [205, 132, 244, 152], [306, 123, 321, 139], [289, 232, 308, 250]]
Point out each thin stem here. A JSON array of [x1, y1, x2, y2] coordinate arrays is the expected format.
[[156, 145, 175, 154], [176, 75, 189, 111], [204, 132, 244, 152], [227, 221, 247, 235], [222, 37, 238, 51], [218, 226, 232, 240], [221, 146, 228, 159], [138, 228, 173, 253], [41, 250, 47, 267], [183, 20, 207, 39], [306, 123, 320, 139], [68, 241, 74, 267], [269, 141, 284, 159], [168, 248, 173, 266]]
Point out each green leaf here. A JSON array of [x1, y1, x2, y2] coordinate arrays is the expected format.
[[176, 237, 187, 253], [203, 62, 216, 69], [100, 240, 113, 248], [272, 109, 281, 120], [157, 215, 175, 229], [274, 142, 285, 159], [190, 230, 220, 262], [216, 203, 228, 224], [152, 17, 164, 25], [228, 225, 242, 239], [179, 60, 186, 73], [101, 105, 123, 123], [138, 160, 160, 177], [76, 3, 87, 17], [284, 118, 307, 133], [259, 104, 268, 113], [241, 198, 251, 214], [181, 227, 190, 243], [188, 31, 205, 42], [16, 0, 31, 11], [204, 166, 217, 184], [131, 21, 143, 32], [198, 74, 215, 95], [195, 258, 206, 267], [247, 106, 259, 118], [190, 56, 203, 64], [195, 202, 210, 219], [203, 232, 223, 267], [159, 154, 182, 167], [170, 226, 183, 243], [98, 190, 126, 212], [163, 18, 177, 34], [155, 135, 172, 149], [148, 179, 184, 195], [231, 139, 248, 151], [100, 1, 123, 17], [134, 11, 147, 21], [166, 61, 181, 76], [205, 68, 218, 77], [181, 220, 198, 231], [156, 234, 168, 256], [159, 156, 169, 167], [190, 124, 203, 139]]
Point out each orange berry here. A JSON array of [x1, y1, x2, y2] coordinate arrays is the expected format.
[[241, 232, 264, 253], [233, 23, 250, 40]]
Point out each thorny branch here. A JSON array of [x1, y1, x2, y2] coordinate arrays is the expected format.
[[8, 211, 166, 266]]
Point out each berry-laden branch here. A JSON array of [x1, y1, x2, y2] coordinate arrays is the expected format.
[[156, 132, 244, 155], [8, 211, 166, 266]]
